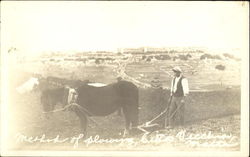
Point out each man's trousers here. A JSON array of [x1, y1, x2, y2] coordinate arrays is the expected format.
[[165, 96, 185, 127]]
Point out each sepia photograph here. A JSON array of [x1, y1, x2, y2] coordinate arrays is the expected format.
[[1, 1, 249, 156]]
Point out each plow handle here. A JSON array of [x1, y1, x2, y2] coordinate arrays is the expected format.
[[145, 95, 173, 125]]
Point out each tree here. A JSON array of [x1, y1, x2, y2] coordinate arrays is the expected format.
[[223, 53, 241, 61], [95, 58, 101, 64], [215, 64, 225, 71], [200, 53, 212, 60], [215, 64, 226, 86], [161, 55, 171, 60], [179, 55, 188, 60], [186, 54, 192, 58], [200, 53, 222, 60], [213, 55, 222, 60], [146, 57, 151, 62]]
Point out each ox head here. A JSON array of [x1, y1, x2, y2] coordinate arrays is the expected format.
[[64, 86, 78, 105], [53, 85, 78, 109], [41, 85, 78, 118]]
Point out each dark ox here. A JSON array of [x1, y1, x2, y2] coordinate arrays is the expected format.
[[41, 87, 69, 112], [41, 80, 139, 135]]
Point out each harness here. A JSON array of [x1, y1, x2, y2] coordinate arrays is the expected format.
[[42, 87, 98, 125], [67, 87, 78, 104], [42, 86, 182, 134]]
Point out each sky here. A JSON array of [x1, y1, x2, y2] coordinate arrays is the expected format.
[[1, 1, 249, 55]]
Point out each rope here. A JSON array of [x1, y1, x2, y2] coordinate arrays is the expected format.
[[42, 104, 72, 113], [42, 78, 184, 133], [69, 103, 99, 126], [43, 103, 99, 126], [71, 103, 95, 116]]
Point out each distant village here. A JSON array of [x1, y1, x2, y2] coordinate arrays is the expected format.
[[41, 47, 204, 57], [8, 47, 240, 64]]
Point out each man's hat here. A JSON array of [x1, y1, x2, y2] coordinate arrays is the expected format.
[[172, 66, 182, 73]]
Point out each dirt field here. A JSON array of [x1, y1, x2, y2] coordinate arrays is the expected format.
[[8, 87, 240, 151], [6, 55, 241, 151]]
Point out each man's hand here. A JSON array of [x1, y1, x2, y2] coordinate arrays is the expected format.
[[182, 95, 190, 104], [181, 99, 185, 103], [181, 95, 188, 103]]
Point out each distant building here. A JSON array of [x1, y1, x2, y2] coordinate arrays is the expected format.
[[123, 48, 144, 54], [145, 47, 167, 53], [117, 47, 205, 56], [95, 51, 112, 54]]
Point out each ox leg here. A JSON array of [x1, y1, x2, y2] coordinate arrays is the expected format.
[[131, 105, 139, 128], [80, 115, 88, 135], [74, 109, 88, 136], [122, 106, 131, 137], [127, 104, 139, 136]]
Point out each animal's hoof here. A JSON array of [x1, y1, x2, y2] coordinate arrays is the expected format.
[[81, 132, 87, 138], [122, 129, 129, 137]]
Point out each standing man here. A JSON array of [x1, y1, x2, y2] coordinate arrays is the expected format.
[[166, 66, 189, 128]]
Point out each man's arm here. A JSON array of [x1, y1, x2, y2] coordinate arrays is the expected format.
[[182, 78, 189, 96], [170, 79, 174, 96]]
